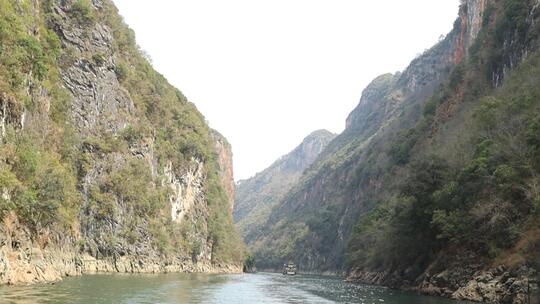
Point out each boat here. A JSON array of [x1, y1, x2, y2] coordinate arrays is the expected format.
[[282, 262, 297, 275]]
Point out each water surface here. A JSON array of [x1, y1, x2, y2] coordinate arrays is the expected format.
[[0, 272, 474, 304]]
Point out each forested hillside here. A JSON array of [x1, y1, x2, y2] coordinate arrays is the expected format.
[[246, 0, 539, 302], [0, 0, 242, 285]]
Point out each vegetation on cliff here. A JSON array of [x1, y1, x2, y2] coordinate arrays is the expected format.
[[246, 3, 540, 297], [347, 0, 540, 273], [0, 0, 78, 232], [0, 0, 243, 270]]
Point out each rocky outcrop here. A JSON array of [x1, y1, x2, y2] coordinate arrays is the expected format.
[[451, 266, 536, 304], [0, 213, 80, 285], [452, 0, 487, 64], [0, 211, 239, 285], [51, 0, 135, 136], [0, 93, 24, 141], [165, 158, 205, 223], [347, 265, 538, 304], [79, 254, 241, 275], [344, 74, 396, 131]]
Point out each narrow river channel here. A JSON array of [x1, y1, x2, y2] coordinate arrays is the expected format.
[[0, 272, 475, 304]]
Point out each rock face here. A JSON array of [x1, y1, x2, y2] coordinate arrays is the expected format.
[[0, 0, 242, 285], [347, 265, 539, 303], [451, 266, 536, 304], [0, 211, 241, 285], [0, 213, 80, 285], [233, 130, 336, 245], [347, 255, 539, 304], [57, 22, 135, 136], [212, 130, 235, 214], [0, 94, 24, 141]]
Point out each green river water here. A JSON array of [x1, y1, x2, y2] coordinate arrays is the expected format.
[[0, 272, 475, 304]]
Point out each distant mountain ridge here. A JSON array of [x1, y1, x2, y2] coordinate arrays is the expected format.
[[233, 129, 336, 245]]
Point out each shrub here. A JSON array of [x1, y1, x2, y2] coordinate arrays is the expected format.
[[423, 96, 438, 117], [389, 125, 423, 165], [71, 0, 95, 25], [114, 61, 128, 82], [448, 63, 465, 89], [0, 167, 20, 217], [92, 54, 106, 66], [11, 141, 78, 231], [431, 209, 470, 243], [108, 159, 167, 217], [243, 254, 255, 272], [17, 37, 48, 80], [526, 116, 540, 152]]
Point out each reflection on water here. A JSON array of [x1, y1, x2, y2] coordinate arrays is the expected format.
[[0, 272, 474, 304]]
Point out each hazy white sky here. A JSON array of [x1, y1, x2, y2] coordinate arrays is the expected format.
[[113, 0, 460, 181]]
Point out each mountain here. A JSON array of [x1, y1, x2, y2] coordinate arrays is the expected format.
[[233, 130, 336, 246], [0, 0, 242, 285], [249, 0, 540, 302]]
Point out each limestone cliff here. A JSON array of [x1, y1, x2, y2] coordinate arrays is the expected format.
[[0, 0, 242, 285], [211, 130, 235, 214]]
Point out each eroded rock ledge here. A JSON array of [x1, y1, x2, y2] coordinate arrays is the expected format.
[[0, 213, 241, 286], [0, 243, 241, 286]]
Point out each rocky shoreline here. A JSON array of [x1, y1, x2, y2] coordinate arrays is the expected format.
[[0, 244, 242, 286], [0, 213, 241, 286], [346, 266, 539, 304]]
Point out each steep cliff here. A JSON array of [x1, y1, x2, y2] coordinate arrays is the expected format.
[[0, 0, 242, 285], [233, 130, 335, 246], [211, 130, 235, 214], [253, 0, 478, 272], [252, 0, 539, 302]]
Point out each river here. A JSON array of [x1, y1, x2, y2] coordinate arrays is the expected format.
[[0, 272, 474, 304]]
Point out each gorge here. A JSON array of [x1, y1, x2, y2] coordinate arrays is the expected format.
[[0, 0, 538, 304]]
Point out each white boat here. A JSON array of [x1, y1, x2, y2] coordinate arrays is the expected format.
[[282, 262, 297, 275]]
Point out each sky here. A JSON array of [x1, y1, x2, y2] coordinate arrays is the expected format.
[[112, 0, 461, 181]]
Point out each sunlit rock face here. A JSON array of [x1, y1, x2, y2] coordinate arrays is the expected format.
[[52, 0, 135, 136], [211, 130, 235, 214], [465, 0, 487, 43], [165, 158, 205, 224]]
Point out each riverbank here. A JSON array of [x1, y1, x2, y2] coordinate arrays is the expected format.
[[346, 266, 539, 304], [0, 215, 241, 286], [0, 242, 242, 286]]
